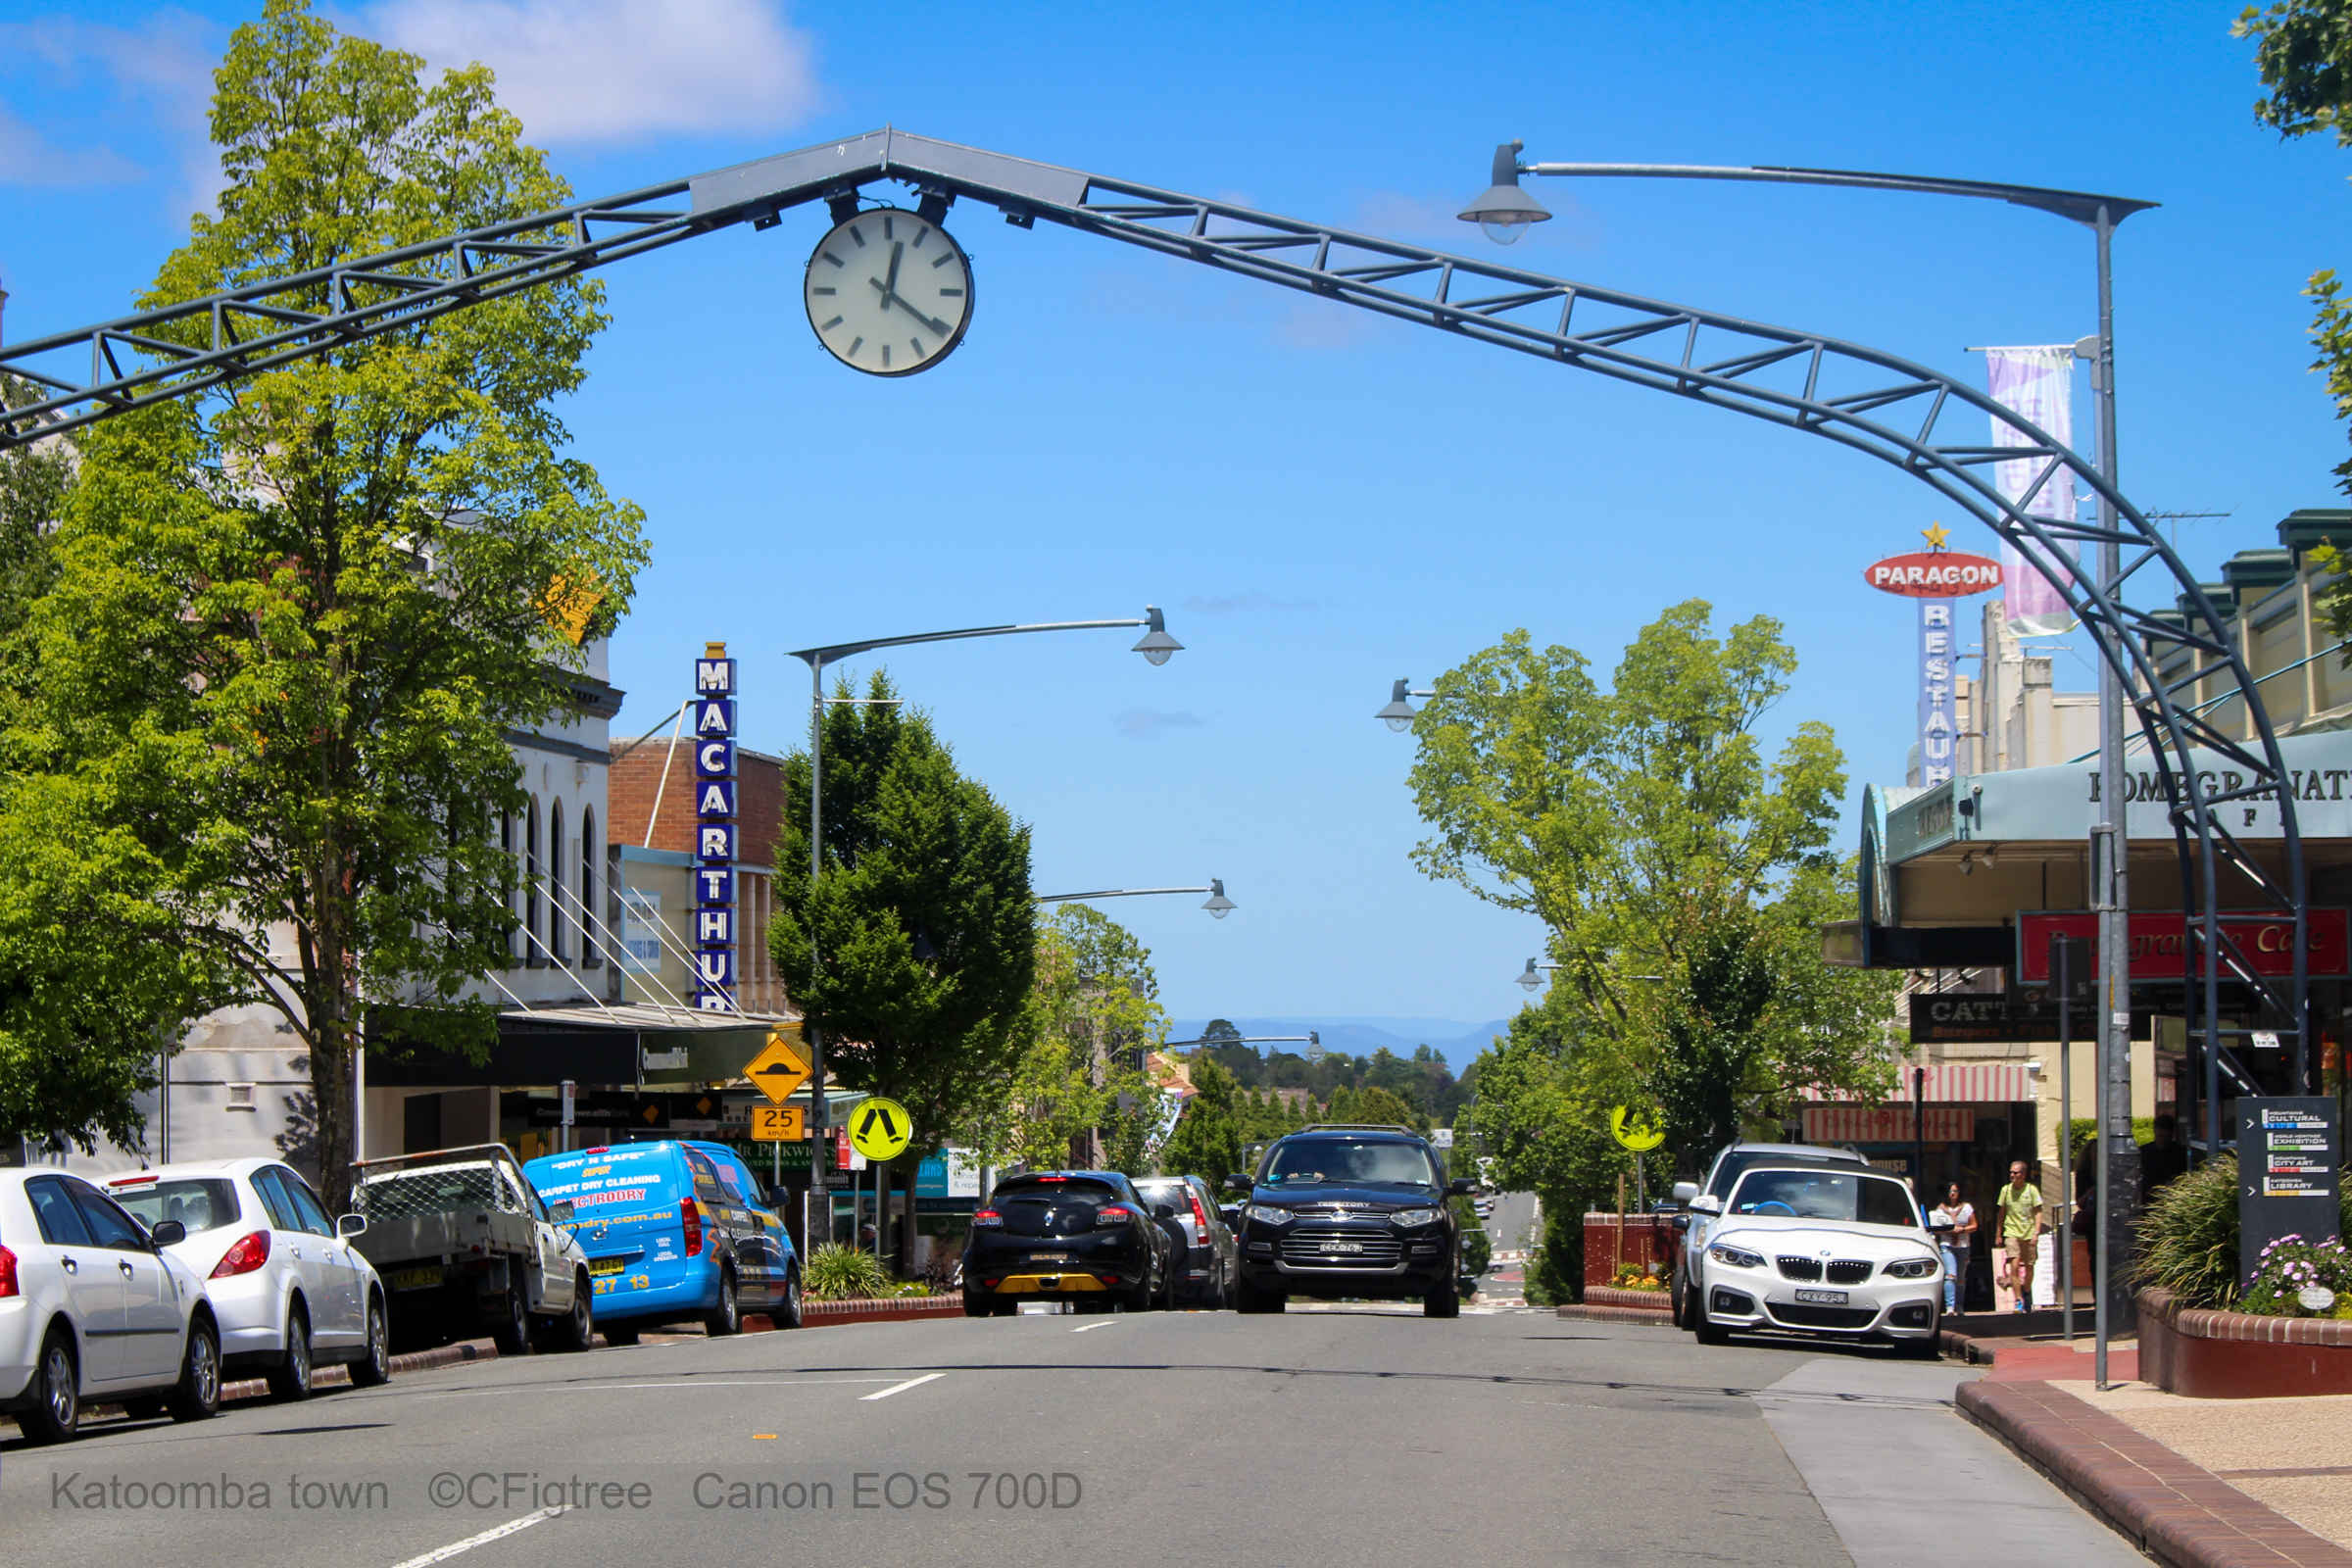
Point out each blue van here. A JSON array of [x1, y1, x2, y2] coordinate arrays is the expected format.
[[522, 1141, 801, 1342]]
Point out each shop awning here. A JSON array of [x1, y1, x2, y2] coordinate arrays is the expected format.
[[1810, 1061, 2034, 1103]]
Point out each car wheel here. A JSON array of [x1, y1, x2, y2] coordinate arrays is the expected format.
[[1236, 1277, 1284, 1315], [19, 1327, 79, 1444], [169, 1315, 222, 1422], [962, 1290, 997, 1318], [556, 1272, 594, 1352], [1423, 1281, 1460, 1319], [776, 1267, 804, 1330], [492, 1277, 530, 1356], [992, 1299, 1018, 1317], [1693, 1313, 1732, 1347], [268, 1302, 314, 1400], [705, 1267, 741, 1337], [350, 1294, 392, 1387]]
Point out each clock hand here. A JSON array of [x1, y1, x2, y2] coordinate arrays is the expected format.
[[885, 241, 904, 295], [866, 277, 953, 337]]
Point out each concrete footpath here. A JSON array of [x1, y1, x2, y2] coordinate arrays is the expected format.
[[1954, 1332, 2352, 1568]]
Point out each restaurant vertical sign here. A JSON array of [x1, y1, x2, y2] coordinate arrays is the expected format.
[[1864, 524, 2000, 788], [692, 642, 738, 1010]]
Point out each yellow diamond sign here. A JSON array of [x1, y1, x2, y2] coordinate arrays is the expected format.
[[746, 1029, 811, 1108]]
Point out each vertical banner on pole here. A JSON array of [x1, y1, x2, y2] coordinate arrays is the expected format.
[[1918, 599, 1957, 786], [693, 644, 738, 1012], [1984, 346, 2080, 636]]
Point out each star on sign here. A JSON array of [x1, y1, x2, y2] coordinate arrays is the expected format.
[[1920, 522, 1952, 551]]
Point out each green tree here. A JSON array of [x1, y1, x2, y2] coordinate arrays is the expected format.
[[17, 2, 646, 1206], [1405, 607, 1897, 1177], [771, 672, 1037, 1267], [1158, 1054, 1244, 1180]]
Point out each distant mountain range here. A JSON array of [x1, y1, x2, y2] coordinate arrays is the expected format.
[[1162, 1016, 1511, 1070]]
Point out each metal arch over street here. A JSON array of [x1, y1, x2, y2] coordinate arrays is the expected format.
[[0, 125, 2310, 1098]]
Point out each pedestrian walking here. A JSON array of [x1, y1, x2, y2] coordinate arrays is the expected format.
[[1929, 1182, 1976, 1314], [2140, 1113, 2189, 1198], [1995, 1159, 2045, 1313]]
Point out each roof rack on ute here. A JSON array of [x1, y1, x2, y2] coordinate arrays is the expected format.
[[1295, 1124, 1416, 1134]]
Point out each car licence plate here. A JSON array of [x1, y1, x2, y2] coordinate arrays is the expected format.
[[1793, 1288, 1848, 1305], [388, 1265, 444, 1292], [1318, 1241, 1364, 1253], [589, 1256, 627, 1276]]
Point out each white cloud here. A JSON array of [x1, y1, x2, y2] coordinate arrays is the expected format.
[[351, 0, 822, 146], [0, 106, 144, 187], [0, 12, 218, 204]]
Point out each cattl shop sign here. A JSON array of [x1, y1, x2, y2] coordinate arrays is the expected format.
[[1865, 525, 2002, 789]]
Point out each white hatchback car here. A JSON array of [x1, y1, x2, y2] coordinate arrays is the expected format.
[[105, 1159, 390, 1399], [0, 1168, 224, 1442], [1686, 1163, 1945, 1356]]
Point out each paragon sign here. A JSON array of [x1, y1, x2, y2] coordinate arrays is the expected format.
[[1862, 551, 2004, 597]]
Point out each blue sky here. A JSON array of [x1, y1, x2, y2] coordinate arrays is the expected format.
[[4, 1, 2348, 1028]]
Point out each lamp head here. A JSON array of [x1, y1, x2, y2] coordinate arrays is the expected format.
[[1133, 604, 1183, 666], [1515, 957, 1543, 993], [1201, 878, 1236, 919], [1376, 676, 1420, 733], [1459, 139, 1551, 245]]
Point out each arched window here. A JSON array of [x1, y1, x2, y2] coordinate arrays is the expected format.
[[500, 811, 517, 965], [524, 797, 542, 966], [548, 799, 567, 963], [580, 807, 601, 969]]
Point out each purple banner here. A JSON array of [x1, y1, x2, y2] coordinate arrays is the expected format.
[[1984, 346, 2079, 637]]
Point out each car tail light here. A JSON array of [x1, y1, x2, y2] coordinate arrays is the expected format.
[[109, 1173, 159, 1187], [680, 1199, 703, 1257], [1186, 1189, 1211, 1245], [1096, 1204, 1132, 1227], [211, 1231, 270, 1278], [972, 1209, 1004, 1227], [0, 1245, 17, 1299]]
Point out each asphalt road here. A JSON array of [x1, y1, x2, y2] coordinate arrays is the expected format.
[[1, 1305, 2137, 1568]]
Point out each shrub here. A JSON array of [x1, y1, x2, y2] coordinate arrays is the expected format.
[[2133, 1153, 2242, 1308], [2240, 1236, 2352, 1319], [804, 1243, 891, 1300]]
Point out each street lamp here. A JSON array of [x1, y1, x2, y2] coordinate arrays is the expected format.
[[787, 605, 1182, 1222], [1036, 880, 1238, 920], [1515, 958, 1561, 993], [1466, 139, 2156, 1381], [1377, 677, 1433, 733]]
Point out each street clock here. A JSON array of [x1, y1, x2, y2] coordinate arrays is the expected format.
[[802, 207, 973, 376]]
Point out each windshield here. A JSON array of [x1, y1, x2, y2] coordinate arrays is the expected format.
[[1727, 1168, 1920, 1227], [109, 1178, 241, 1236], [1263, 1139, 1438, 1189]]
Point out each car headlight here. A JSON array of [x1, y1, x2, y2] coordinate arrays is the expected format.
[[1246, 1204, 1293, 1227], [1707, 1243, 1766, 1270], [1883, 1257, 1938, 1279], [1389, 1207, 1444, 1228]]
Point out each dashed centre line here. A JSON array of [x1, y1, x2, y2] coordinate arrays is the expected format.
[[860, 1372, 947, 1401]]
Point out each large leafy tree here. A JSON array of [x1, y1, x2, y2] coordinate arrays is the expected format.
[[770, 674, 1038, 1265], [1158, 1054, 1244, 1180], [1406, 604, 1897, 1177], [18, 0, 647, 1207]]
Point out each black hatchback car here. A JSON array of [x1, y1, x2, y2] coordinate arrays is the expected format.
[[1228, 1126, 1472, 1317], [961, 1171, 1175, 1316]]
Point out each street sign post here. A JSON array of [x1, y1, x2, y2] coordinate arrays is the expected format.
[[751, 1105, 806, 1142], [2236, 1097, 2343, 1286]]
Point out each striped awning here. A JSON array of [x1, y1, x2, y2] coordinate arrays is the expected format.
[[1811, 1061, 2034, 1104]]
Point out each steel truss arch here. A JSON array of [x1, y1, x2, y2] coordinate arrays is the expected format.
[[0, 127, 2309, 1102]]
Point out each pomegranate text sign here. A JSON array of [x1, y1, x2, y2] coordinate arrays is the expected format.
[[1864, 552, 2003, 598]]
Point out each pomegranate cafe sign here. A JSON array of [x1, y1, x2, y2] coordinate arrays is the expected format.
[[1867, 526, 2001, 789]]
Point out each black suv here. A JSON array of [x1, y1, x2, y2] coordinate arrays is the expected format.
[[960, 1171, 1175, 1317], [1227, 1126, 1472, 1317]]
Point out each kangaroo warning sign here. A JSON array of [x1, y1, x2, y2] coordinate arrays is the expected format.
[[849, 1097, 912, 1161]]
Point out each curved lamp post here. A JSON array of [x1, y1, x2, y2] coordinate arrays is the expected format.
[[787, 606, 1182, 1214], [1036, 881, 1236, 919], [1376, 677, 1434, 733], [1514, 958, 1562, 993]]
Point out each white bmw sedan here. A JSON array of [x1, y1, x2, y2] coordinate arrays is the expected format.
[[1687, 1163, 1944, 1355], [105, 1158, 390, 1400]]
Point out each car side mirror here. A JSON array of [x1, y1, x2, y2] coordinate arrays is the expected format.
[[1671, 1181, 1699, 1206], [337, 1213, 368, 1239], [548, 1200, 575, 1225], [1224, 1173, 1250, 1194], [1687, 1195, 1723, 1216], [148, 1219, 186, 1247], [1447, 1177, 1475, 1196], [1669, 1214, 1691, 1232]]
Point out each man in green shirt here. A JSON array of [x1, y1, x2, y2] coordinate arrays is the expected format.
[[1997, 1159, 2045, 1313]]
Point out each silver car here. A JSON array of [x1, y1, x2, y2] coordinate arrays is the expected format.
[[106, 1158, 390, 1398]]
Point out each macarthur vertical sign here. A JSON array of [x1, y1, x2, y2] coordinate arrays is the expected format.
[[1865, 524, 2001, 788], [693, 643, 738, 1010]]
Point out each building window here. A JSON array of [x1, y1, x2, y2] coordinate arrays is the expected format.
[[525, 796, 543, 967], [548, 798, 567, 963], [500, 811, 518, 966], [580, 807, 601, 968]]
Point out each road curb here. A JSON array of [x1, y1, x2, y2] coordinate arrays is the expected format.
[[1956, 1377, 2352, 1567]]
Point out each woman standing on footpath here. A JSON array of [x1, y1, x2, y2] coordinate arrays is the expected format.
[[1930, 1182, 1976, 1314]]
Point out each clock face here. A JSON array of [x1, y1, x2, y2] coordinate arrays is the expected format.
[[802, 209, 973, 376]]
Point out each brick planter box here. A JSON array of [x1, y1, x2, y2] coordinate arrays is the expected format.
[[1582, 1285, 1673, 1313], [1583, 1212, 1680, 1290], [2137, 1286, 2352, 1398], [744, 1295, 965, 1332]]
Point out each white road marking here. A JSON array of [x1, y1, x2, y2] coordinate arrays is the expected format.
[[860, 1372, 946, 1401], [391, 1506, 567, 1568], [1070, 1319, 1119, 1333], [424, 1377, 904, 1396]]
